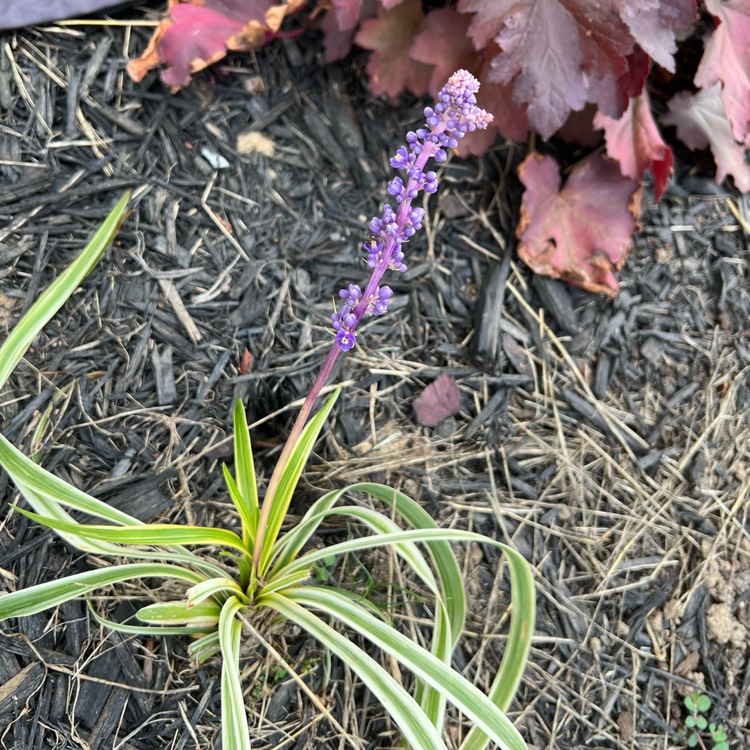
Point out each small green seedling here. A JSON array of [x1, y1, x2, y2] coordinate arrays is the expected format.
[[674, 692, 729, 750]]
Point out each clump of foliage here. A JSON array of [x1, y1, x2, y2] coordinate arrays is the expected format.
[[674, 692, 729, 750], [0, 73, 535, 750], [128, 0, 750, 297]]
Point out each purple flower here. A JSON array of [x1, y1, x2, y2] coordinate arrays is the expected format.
[[331, 70, 492, 352], [335, 330, 357, 352], [339, 284, 362, 308], [368, 286, 393, 316]]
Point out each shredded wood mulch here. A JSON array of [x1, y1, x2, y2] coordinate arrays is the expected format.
[[1, 9, 749, 750]]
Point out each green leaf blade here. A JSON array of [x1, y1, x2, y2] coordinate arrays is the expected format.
[[279, 586, 528, 750], [459, 544, 535, 750], [258, 388, 340, 575], [342, 482, 467, 648], [137, 600, 221, 627], [0, 193, 130, 391], [231, 400, 259, 544], [0, 563, 203, 620], [14, 506, 247, 553], [219, 597, 250, 750], [262, 591, 449, 750]]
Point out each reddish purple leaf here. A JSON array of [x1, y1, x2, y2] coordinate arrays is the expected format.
[[413, 374, 461, 427], [614, 48, 651, 108], [595, 88, 673, 201], [503, 335, 533, 377], [331, 0, 365, 30], [320, 10, 358, 63], [127, 0, 304, 90], [694, 0, 750, 144], [456, 0, 695, 139], [354, 0, 431, 98], [409, 9, 528, 150], [323, 0, 378, 61], [409, 9, 477, 95], [516, 151, 642, 298], [458, 0, 628, 137], [157, 5, 245, 90], [663, 85, 750, 193], [618, 0, 697, 71]]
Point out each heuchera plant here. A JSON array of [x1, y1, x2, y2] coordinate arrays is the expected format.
[[0, 73, 535, 750], [128, 0, 750, 297]]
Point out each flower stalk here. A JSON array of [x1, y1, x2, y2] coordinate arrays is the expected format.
[[252, 70, 493, 571]]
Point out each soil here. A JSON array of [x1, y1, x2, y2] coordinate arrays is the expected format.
[[1, 7, 749, 750]]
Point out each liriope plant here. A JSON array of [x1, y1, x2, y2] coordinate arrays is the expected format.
[[0, 72, 535, 750]]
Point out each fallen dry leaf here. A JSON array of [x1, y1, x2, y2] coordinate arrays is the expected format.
[[127, 0, 306, 91], [413, 373, 461, 427], [516, 151, 642, 298]]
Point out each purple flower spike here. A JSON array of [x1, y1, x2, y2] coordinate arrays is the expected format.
[[331, 70, 492, 352], [260, 73, 493, 562]]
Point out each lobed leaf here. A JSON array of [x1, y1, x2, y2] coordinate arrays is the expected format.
[[457, 0, 694, 139], [516, 151, 642, 298], [126, 0, 307, 91], [663, 84, 750, 193], [406, 9, 529, 152], [618, 0, 697, 71], [354, 0, 431, 99], [459, 0, 622, 138], [695, 0, 750, 145], [594, 88, 673, 202]]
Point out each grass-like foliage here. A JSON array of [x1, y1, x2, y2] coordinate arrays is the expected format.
[[0, 193, 535, 748]]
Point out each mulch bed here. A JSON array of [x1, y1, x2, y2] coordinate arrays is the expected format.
[[1, 7, 749, 750]]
